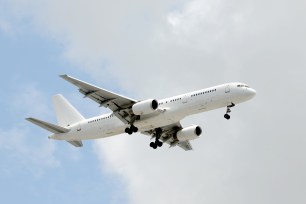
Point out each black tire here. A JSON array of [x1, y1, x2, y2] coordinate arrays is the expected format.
[[224, 114, 230, 120], [132, 126, 138, 133], [125, 128, 130, 133], [150, 142, 157, 149], [157, 140, 163, 147]]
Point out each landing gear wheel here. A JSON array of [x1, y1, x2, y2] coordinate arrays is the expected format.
[[224, 103, 235, 120], [149, 128, 163, 149], [131, 125, 138, 133], [150, 142, 157, 149], [156, 140, 163, 147], [125, 125, 138, 135], [125, 127, 133, 135], [224, 114, 230, 120]]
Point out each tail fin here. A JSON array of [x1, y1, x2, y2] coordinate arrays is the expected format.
[[52, 94, 85, 127]]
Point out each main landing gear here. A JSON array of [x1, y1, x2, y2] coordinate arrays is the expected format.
[[125, 125, 138, 135], [224, 103, 235, 120], [149, 128, 163, 149]]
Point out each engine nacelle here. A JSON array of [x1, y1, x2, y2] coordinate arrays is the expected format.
[[132, 99, 159, 115], [175, 125, 202, 141]]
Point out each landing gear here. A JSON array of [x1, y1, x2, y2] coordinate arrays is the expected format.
[[150, 142, 157, 149], [149, 128, 163, 149], [125, 125, 138, 135], [149, 140, 163, 149], [224, 114, 230, 120], [224, 103, 235, 120], [156, 140, 163, 147]]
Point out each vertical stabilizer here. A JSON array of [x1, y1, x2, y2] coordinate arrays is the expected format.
[[52, 94, 85, 127]]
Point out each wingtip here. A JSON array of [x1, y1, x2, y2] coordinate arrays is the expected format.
[[59, 74, 68, 79], [26, 117, 37, 123]]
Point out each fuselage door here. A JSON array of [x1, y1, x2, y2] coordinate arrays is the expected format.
[[225, 85, 230, 93], [182, 94, 189, 104]]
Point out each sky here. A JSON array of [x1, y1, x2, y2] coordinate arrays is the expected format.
[[0, 0, 306, 203]]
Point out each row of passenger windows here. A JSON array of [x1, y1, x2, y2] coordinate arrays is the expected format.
[[158, 88, 217, 105], [158, 97, 182, 105], [88, 114, 114, 123], [170, 98, 182, 102], [191, 89, 217, 97], [158, 89, 217, 105]]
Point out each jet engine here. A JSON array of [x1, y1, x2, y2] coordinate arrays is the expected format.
[[132, 99, 159, 115], [175, 125, 202, 141]]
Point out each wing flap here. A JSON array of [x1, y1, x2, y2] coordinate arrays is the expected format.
[[177, 140, 193, 151]]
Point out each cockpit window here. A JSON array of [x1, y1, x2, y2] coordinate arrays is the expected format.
[[237, 84, 249, 88]]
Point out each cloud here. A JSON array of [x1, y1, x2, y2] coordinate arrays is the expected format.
[[0, 82, 60, 177], [4, 0, 306, 203], [12, 83, 51, 118], [0, 127, 60, 177]]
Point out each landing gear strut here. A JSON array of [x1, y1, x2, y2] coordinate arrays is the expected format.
[[224, 103, 235, 120], [150, 128, 163, 149], [125, 125, 138, 135]]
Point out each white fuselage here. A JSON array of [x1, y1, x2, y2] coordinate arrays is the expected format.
[[50, 82, 256, 141]]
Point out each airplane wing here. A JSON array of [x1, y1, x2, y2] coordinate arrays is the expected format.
[[142, 122, 194, 151], [60, 75, 138, 124]]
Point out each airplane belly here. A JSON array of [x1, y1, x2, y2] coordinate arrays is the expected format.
[[135, 111, 183, 131]]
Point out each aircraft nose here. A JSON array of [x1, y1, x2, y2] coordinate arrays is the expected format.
[[246, 88, 256, 98]]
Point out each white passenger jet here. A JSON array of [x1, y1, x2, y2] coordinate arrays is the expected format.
[[26, 75, 256, 151]]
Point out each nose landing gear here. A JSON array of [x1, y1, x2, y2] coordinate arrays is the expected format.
[[224, 103, 235, 120]]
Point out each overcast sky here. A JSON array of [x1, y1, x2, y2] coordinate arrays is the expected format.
[[1, 0, 306, 203]]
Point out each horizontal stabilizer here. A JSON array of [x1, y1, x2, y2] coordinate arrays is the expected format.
[[67, 140, 83, 147], [26, 117, 70, 134]]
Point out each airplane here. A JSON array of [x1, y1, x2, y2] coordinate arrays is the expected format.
[[26, 75, 256, 151]]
